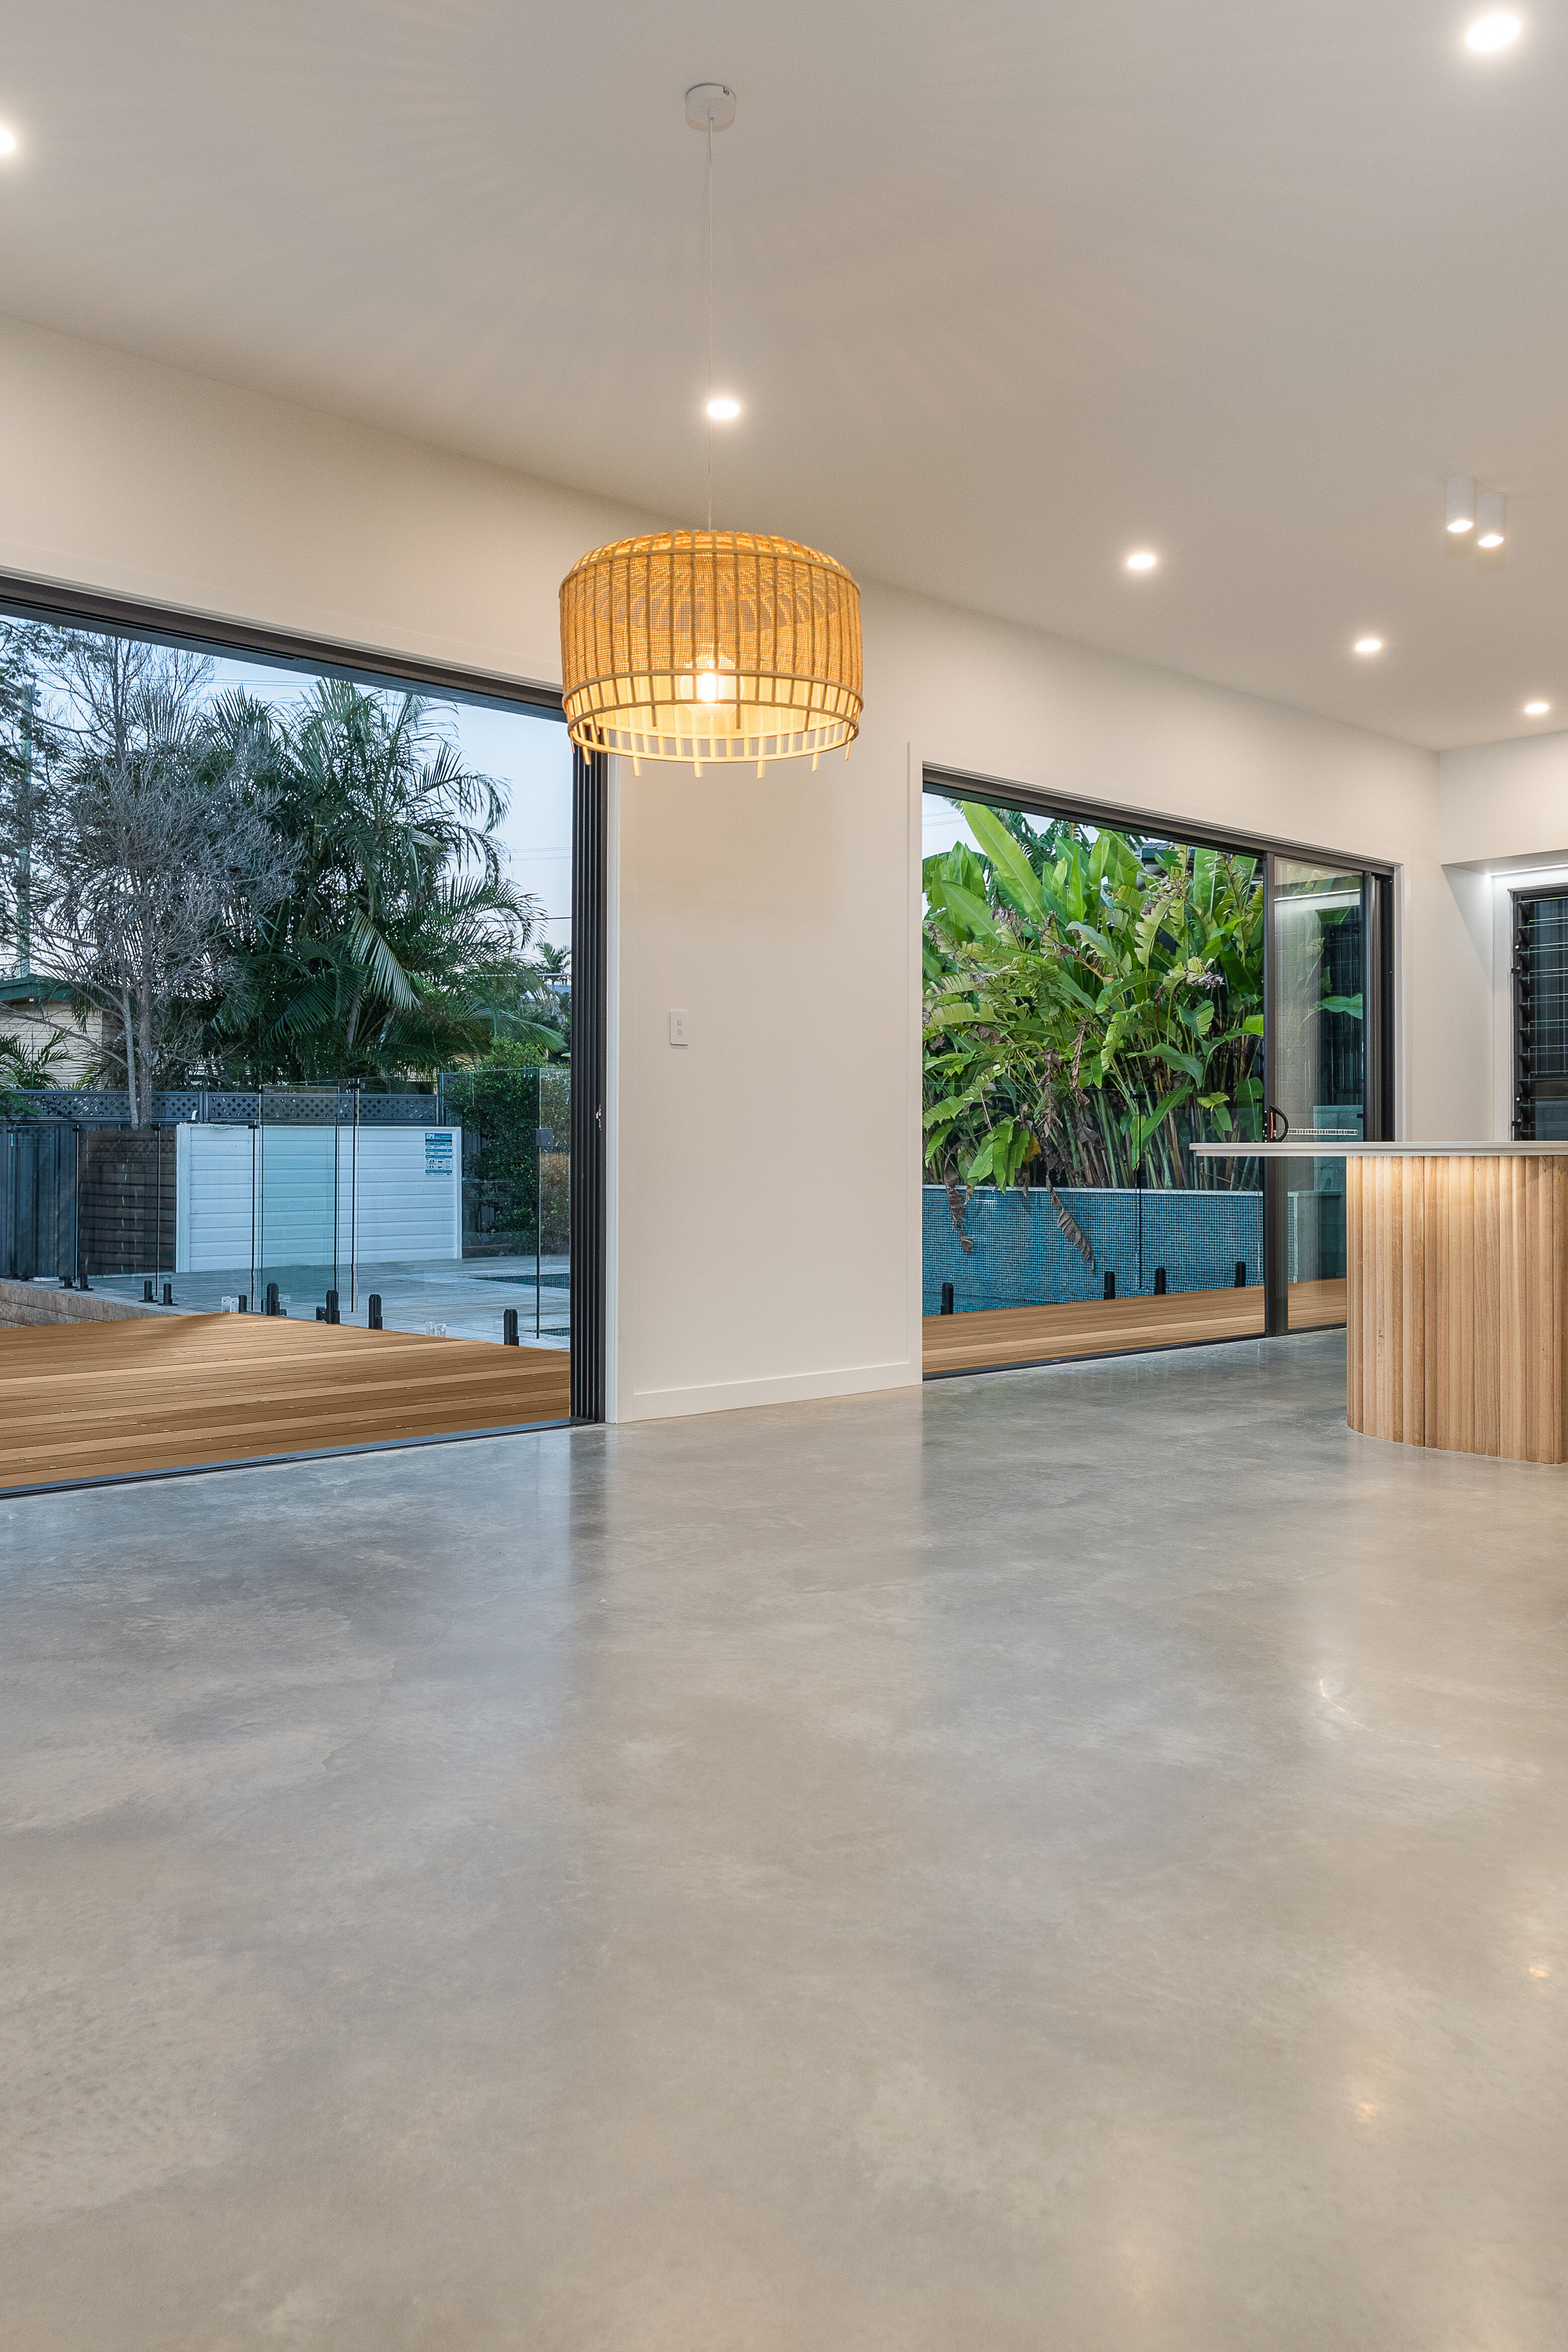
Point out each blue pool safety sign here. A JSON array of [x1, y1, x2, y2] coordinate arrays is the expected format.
[[424, 1131, 455, 1178]]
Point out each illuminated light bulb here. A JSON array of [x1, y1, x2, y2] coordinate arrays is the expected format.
[[1446, 475, 1476, 534], [1466, 12, 1521, 49], [1125, 550, 1158, 572], [1524, 700, 1551, 717], [1354, 637, 1383, 655], [0, 127, 16, 157], [696, 671, 720, 702], [706, 396, 740, 420], [1476, 488, 1506, 548]]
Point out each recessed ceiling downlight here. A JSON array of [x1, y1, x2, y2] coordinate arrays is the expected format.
[[0, 127, 16, 157], [706, 396, 740, 420], [1125, 550, 1158, 572], [1524, 700, 1551, 716], [1466, 11, 1521, 49], [1354, 638, 1383, 655]]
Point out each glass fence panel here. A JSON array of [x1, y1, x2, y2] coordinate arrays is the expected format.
[[1276, 1151, 1350, 1329], [4, 1090, 562, 1346], [257, 1089, 339, 1320], [1272, 860, 1365, 1329], [78, 1128, 174, 1297], [349, 1111, 470, 1339], [440, 1063, 570, 1350], [535, 1063, 571, 1349]]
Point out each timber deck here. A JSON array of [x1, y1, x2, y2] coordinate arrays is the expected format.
[[0, 1314, 572, 1491], [922, 1278, 1346, 1376]]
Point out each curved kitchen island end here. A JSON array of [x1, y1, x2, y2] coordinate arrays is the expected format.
[[1192, 1143, 1568, 1464]]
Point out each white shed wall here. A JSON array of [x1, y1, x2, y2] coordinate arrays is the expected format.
[[175, 1125, 461, 1274]]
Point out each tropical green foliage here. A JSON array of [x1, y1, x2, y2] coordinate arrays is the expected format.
[[1, 630, 298, 1124], [0, 615, 569, 1101], [441, 1059, 570, 1254], [923, 802, 1265, 1192], [205, 681, 565, 1084], [0, 1019, 72, 1112]]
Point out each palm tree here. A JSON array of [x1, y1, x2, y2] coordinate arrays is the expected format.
[[209, 681, 556, 1083], [5, 634, 295, 1123]]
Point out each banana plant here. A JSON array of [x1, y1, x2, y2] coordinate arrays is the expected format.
[[923, 802, 1272, 1195]]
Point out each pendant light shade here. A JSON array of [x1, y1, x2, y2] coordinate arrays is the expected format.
[[560, 529, 863, 774]]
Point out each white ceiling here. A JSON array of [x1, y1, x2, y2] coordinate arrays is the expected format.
[[0, 1, 1563, 750]]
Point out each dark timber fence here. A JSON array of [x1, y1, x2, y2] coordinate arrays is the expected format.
[[3, 1123, 179, 1282]]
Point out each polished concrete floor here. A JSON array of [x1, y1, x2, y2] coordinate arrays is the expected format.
[[3, 1332, 1566, 2349]]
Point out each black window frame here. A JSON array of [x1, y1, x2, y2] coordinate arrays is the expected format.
[[0, 566, 608, 1435], [1510, 884, 1568, 1143], [921, 764, 1396, 1344]]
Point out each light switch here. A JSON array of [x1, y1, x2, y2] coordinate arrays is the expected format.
[[668, 1009, 690, 1046]]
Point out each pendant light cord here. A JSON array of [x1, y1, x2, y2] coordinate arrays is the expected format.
[[705, 108, 714, 532]]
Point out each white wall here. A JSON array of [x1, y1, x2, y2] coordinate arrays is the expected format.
[[0, 311, 656, 691], [606, 738, 919, 1420], [1436, 729, 1568, 1140], [1441, 730, 1568, 874], [0, 310, 1490, 1422]]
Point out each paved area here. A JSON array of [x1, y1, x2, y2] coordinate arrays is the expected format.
[[3, 1332, 1566, 2348]]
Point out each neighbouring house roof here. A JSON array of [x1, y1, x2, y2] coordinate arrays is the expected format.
[[0, 976, 77, 1005]]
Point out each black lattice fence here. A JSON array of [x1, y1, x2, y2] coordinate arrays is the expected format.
[[1, 1088, 446, 1125]]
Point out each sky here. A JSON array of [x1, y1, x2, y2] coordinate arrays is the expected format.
[[921, 792, 972, 866]]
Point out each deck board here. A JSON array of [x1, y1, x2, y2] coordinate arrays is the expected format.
[[0, 1314, 571, 1489], [922, 1279, 1344, 1375]]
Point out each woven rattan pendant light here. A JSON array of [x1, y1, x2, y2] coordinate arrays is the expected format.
[[560, 87, 863, 778]]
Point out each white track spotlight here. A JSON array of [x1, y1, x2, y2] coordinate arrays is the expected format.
[[1446, 476, 1477, 534], [1476, 489, 1507, 549]]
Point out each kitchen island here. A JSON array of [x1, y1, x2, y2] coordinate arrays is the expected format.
[[1192, 1143, 1568, 1462]]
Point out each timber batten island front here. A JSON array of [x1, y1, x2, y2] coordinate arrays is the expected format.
[[1191, 1143, 1568, 1463]]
